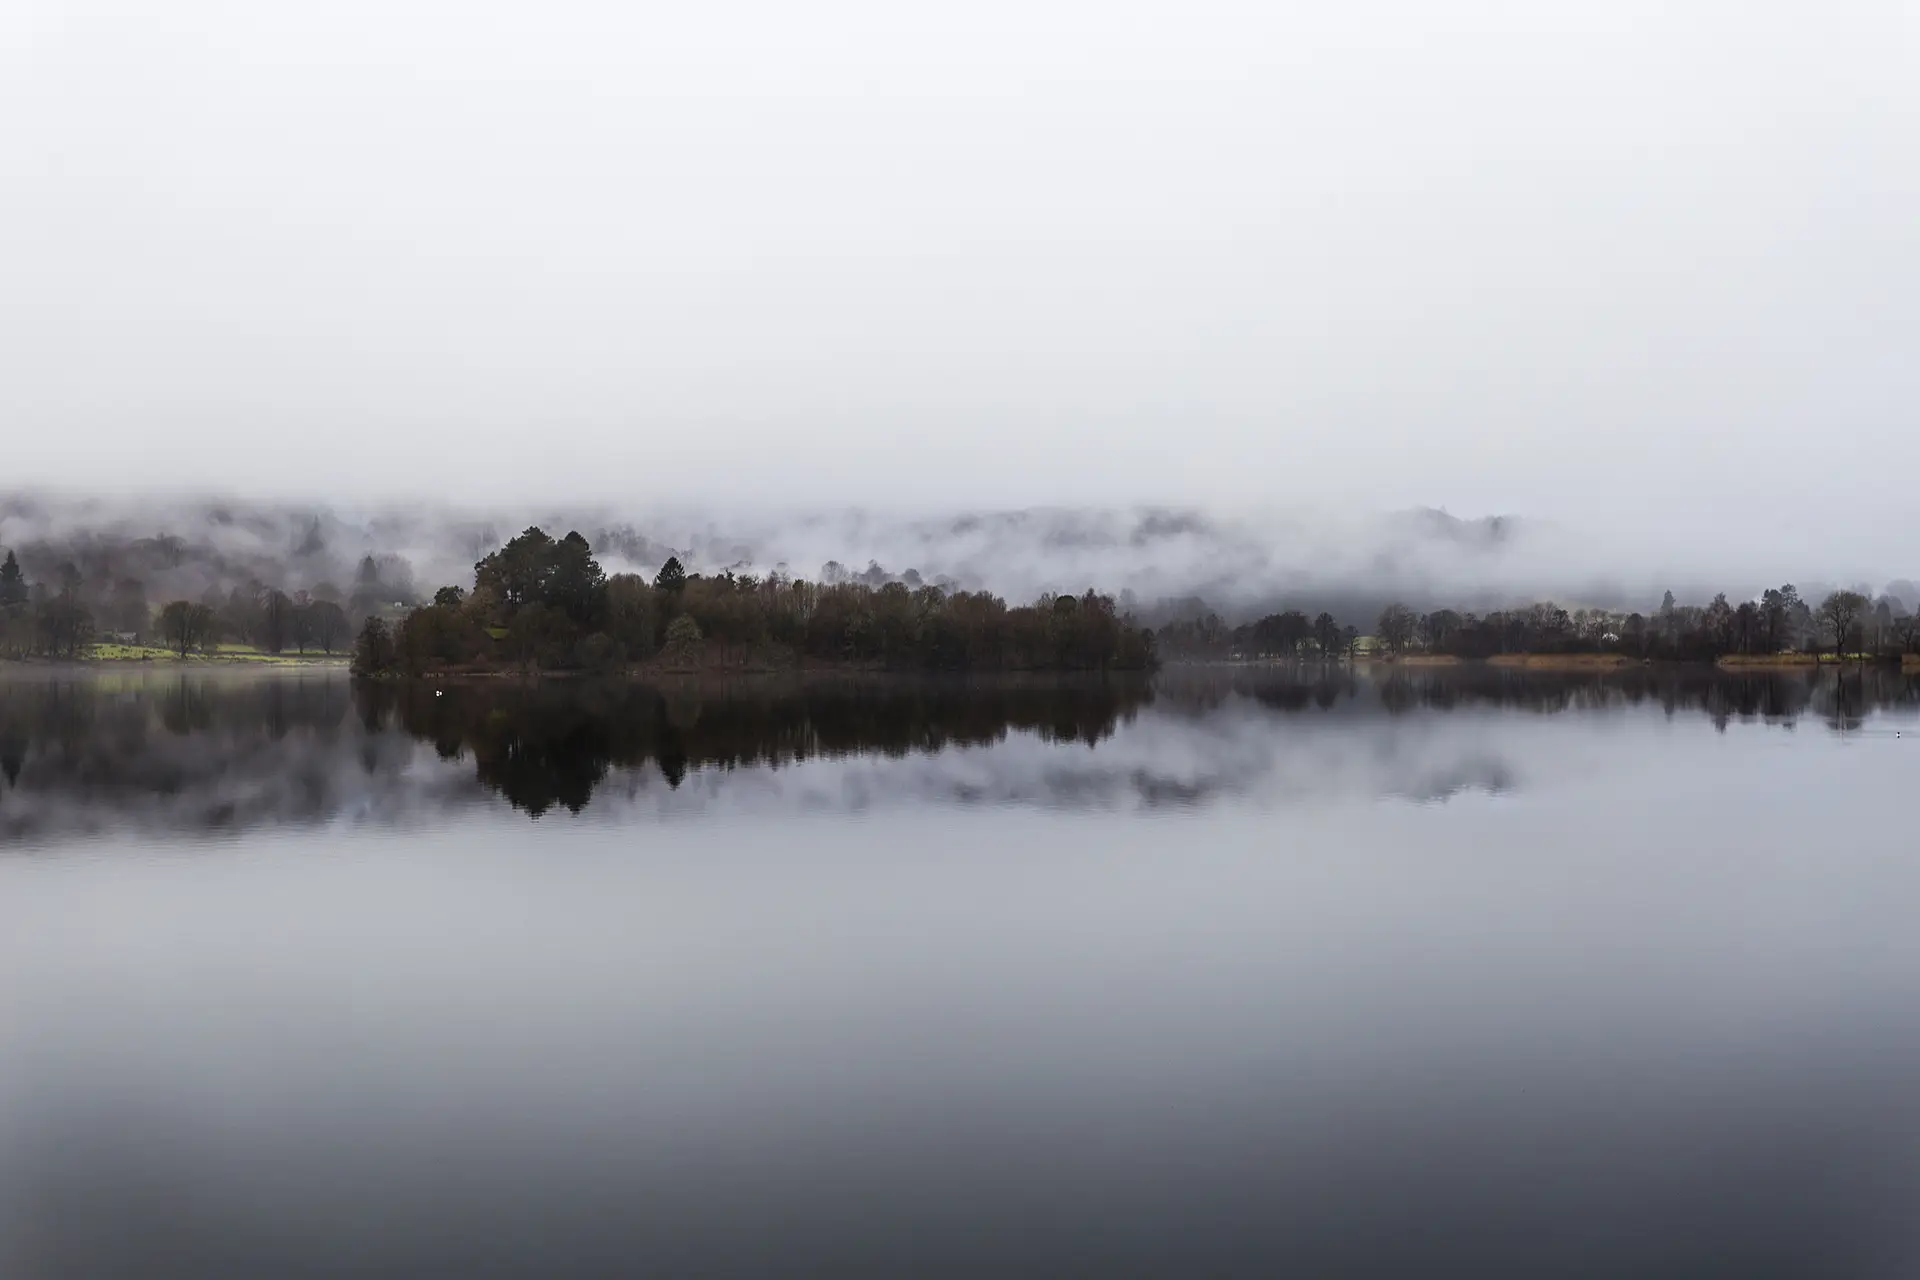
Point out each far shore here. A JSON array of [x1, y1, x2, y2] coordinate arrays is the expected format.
[[1, 642, 352, 670], [1228, 652, 1900, 674], [87, 655, 350, 667], [10, 649, 1913, 678], [1, 655, 349, 672]]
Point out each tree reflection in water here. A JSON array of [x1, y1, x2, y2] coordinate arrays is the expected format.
[[0, 666, 1915, 839], [360, 677, 1151, 816]]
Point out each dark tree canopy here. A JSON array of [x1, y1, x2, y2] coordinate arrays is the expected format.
[[654, 556, 687, 596], [352, 529, 1155, 677], [0, 551, 28, 607], [351, 616, 396, 677], [260, 590, 294, 654], [158, 600, 217, 656], [37, 596, 93, 659], [473, 527, 555, 613], [1376, 603, 1417, 655], [1818, 590, 1869, 657], [547, 532, 607, 626], [1152, 580, 1890, 667], [307, 600, 350, 654], [473, 528, 607, 626]]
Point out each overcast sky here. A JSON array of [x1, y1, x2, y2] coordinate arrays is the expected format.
[[2, 1, 1915, 557]]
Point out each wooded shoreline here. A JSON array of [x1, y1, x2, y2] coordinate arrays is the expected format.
[[1184, 652, 1915, 674], [6, 530, 1917, 678], [8, 650, 1915, 679]]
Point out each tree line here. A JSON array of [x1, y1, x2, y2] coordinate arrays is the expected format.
[[0, 550, 97, 659], [351, 527, 1159, 676], [1368, 586, 1914, 662], [10, 524, 1919, 672], [1157, 584, 1920, 663], [1155, 609, 1363, 663], [0, 546, 374, 659]]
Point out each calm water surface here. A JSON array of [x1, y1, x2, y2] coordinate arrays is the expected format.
[[4, 667, 1920, 1278]]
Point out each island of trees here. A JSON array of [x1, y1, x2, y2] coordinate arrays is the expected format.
[[348, 527, 1158, 676]]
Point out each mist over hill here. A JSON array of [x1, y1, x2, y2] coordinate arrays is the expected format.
[[0, 491, 1895, 626]]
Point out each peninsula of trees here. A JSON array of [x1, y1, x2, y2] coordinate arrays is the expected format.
[[349, 527, 1159, 676]]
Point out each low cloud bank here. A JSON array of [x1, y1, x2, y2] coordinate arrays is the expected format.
[[0, 491, 1903, 623]]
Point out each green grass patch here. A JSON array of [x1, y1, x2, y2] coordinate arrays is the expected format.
[[221, 650, 344, 665], [82, 642, 346, 665], [89, 643, 184, 661]]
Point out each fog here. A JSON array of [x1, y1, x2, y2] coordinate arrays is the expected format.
[[3, 1, 1916, 575], [3, 487, 1914, 629]]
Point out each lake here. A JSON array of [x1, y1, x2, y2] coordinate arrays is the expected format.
[[4, 666, 1920, 1278]]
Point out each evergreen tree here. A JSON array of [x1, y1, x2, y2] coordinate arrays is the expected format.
[[349, 554, 386, 620], [654, 556, 687, 596], [547, 532, 607, 625], [0, 551, 26, 607]]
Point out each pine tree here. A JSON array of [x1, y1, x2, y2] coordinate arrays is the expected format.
[[0, 551, 25, 607], [654, 556, 687, 595]]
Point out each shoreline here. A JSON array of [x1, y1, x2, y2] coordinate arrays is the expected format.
[[357, 663, 1157, 683], [12, 652, 1912, 678], [1, 655, 350, 669], [1185, 653, 1906, 674]]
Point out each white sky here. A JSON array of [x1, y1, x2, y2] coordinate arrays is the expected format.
[[1, 1, 1915, 564]]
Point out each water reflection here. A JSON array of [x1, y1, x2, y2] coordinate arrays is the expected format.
[[367, 677, 1145, 816], [10, 669, 1920, 1277], [1, 666, 1917, 841], [1165, 663, 1920, 732]]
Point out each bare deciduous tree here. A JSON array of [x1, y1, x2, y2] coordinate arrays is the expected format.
[[1817, 590, 1869, 661]]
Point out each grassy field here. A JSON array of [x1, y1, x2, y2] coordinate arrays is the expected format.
[[90, 643, 182, 661], [85, 642, 346, 665]]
